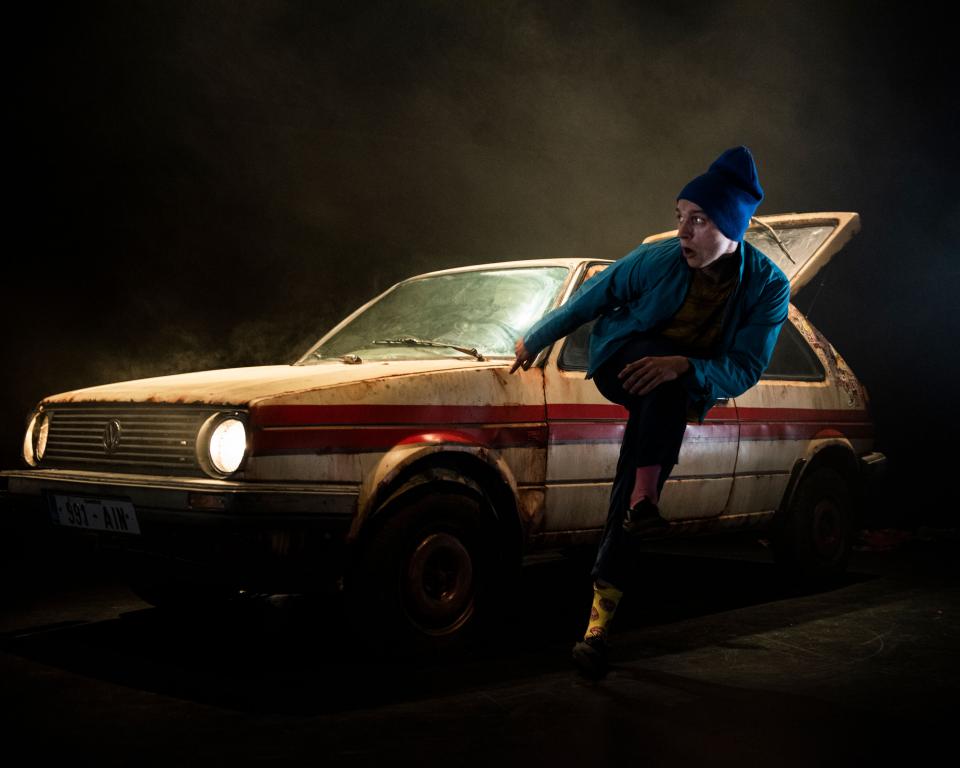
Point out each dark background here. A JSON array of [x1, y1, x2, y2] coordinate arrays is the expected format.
[[5, 1, 957, 522]]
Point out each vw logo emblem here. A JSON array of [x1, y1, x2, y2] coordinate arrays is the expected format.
[[103, 419, 122, 454]]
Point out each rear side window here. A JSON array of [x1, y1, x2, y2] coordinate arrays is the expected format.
[[558, 262, 823, 381], [563, 316, 824, 379], [761, 319, 825, 381]]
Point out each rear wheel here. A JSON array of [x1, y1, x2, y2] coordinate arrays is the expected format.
[[773, 467, 854, 587], [350, 488, 501, 654]]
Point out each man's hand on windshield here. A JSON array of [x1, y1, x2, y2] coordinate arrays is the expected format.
[[619, 356, 690, 395], [510, 339, 536, 373]]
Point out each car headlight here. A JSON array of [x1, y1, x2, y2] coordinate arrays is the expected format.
[[22, 410, 50, 467], [197, 413, 247, 477]]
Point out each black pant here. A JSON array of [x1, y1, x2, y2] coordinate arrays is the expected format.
[[590, 335, 692, 588]]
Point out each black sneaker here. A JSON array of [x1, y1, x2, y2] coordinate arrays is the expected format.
[[572, 633, 609, 678], [622, 497, 668, 535]]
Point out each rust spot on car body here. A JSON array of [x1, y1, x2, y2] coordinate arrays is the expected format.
[[518, 488, 545, 537]]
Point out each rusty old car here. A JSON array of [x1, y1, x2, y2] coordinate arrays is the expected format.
[[2, 212, 885, 649]]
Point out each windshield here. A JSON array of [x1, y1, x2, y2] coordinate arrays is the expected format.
[[300, 266, 570, 363]]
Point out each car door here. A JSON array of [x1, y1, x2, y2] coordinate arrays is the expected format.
[[735, 213, 864, 515], [642, 212, 864, 517], [540, 262, 740, 534], [728, 308, 835, 514]]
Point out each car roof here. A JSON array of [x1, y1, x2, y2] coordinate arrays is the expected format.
[[398, 211, 860, 293], [404, 258, 594, 282]]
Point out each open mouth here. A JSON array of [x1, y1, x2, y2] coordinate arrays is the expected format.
[[682, 247, 695, 259]]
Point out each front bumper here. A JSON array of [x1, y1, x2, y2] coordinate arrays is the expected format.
[[1, 469, 359, 592]]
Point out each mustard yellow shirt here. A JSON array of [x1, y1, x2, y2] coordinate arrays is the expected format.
[[659, 256, 738, 356]]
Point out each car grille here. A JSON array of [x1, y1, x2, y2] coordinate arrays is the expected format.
[[40, 405, 230, 475]]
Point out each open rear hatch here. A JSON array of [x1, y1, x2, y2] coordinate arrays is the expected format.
[[643, 211, 861, 292]]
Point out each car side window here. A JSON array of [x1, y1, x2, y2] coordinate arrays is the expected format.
[[558, 318, 596, 371], [761, 319, 826, 381], [561, 312, 824, 379], [557, 263, 822, 381], [557, 263, 609, 372]]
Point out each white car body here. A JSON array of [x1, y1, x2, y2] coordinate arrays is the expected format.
[[2, 212, 884, 645]]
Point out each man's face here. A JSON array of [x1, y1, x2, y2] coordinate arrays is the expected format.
[[675, 199, 738, 270]]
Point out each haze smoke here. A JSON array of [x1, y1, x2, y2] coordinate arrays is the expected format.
[[6, 0, 957, 514]]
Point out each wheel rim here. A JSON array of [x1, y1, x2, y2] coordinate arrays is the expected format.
[[404, 532, 475, 634], [812, 498, 844, 558]]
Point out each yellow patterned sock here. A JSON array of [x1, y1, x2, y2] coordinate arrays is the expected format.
[[584, 581, 623, 640]]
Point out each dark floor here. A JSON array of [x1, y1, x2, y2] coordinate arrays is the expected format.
[[1, 527, 957, 766]]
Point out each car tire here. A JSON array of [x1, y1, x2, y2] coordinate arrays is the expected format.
[[773, 467, 854, 587], [350, 487, 501, 655]]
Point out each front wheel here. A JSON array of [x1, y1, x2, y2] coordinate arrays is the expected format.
[[773, 467, 854, 587], [350, 488, 501, 654]]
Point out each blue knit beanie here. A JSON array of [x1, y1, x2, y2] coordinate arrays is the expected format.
[[677, 146, 764, 242]]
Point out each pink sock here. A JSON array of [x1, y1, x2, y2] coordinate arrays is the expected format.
[[629, 464, 661, 508]]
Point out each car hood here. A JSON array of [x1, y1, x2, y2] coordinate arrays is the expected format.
[[41, 359, 506, 407], [643, 211, 861, 293]]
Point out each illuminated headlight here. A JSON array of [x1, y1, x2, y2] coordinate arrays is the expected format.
[[198, 413, 247, 477], [22, 410, 50, 467]]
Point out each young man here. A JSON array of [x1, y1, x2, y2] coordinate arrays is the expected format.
[[510, 146, 790, 677]]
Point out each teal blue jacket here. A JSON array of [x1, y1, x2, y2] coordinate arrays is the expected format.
[[523, 238, 791, 422]]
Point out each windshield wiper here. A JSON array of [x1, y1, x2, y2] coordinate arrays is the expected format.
[[750, 216, 796, 264], [371, 336, 486, 361]]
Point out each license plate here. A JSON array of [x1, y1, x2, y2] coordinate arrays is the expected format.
[[52, 495, 141, 535]]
